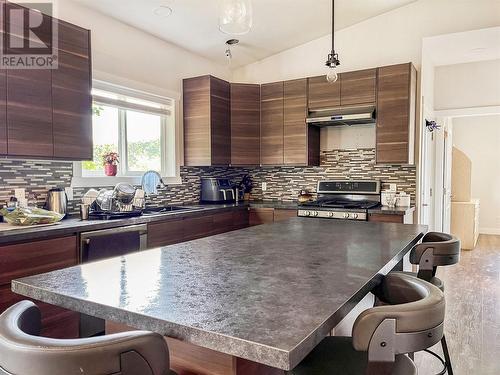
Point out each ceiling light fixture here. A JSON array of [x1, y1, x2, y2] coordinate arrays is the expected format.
[[153, 5, 173, 18], [218, 0, 253, 36], [325, 0, 340, 83], [225, 39, 239, 63]]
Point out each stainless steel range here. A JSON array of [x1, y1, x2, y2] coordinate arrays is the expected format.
[[298, 180, 381, 221]]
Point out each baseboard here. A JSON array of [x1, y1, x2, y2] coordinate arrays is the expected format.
[[479, 228, 500, 236]]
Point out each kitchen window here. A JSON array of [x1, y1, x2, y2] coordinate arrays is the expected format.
[[73, 81, 179, 186]]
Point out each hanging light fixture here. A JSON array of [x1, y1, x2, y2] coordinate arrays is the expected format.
[[218, 0, 253, 36], [325, 0, 340, 83]]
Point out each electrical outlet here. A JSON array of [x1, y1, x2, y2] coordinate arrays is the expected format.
[[14, 188, 25, 200], [65, 187, 74, 201], [261, 182, 267, 191]]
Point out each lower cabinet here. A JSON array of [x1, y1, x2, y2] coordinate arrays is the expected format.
[[249, 208, 297, 226], [147, 208, 250, 248], [0, 236, 80, 339], [368, 212, 413, 224]]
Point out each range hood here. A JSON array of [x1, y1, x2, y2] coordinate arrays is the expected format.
[[306, 105, 376, 127]]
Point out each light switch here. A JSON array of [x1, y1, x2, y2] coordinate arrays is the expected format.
[[262, 182, 267, 191], [65, 187, 74, 201]]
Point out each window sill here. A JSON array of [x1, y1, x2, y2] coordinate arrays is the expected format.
[[71, 176, 182, 188]]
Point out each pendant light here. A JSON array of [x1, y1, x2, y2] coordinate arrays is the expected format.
[[325, 0, 340, 83], [219, 0, 253, 36]]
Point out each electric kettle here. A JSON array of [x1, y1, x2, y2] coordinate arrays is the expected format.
[[45, 188, 68, 217]]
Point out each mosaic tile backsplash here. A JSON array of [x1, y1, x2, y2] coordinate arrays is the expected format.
[[0, 148, 416, 214]]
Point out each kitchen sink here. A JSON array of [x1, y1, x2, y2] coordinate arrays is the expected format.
[[142, 206, 203, 216]]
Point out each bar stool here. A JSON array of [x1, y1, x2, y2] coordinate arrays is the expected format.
[[0, 301, 177, 375], [405, 231, 460, 375], [288, 272, 445, 375]]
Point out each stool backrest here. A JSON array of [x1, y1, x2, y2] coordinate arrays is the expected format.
[[0, 301, 171, 375], [352, 272, 445, 363], [410, 232, 461, 268]]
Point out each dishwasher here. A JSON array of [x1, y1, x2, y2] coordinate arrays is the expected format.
[[79, 224, 148, 337]]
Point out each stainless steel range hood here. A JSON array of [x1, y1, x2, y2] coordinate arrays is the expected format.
[[306, 105, 376, 127]]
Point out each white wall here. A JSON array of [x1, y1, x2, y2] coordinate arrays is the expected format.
[[232, 0, 500, 83], [54, 0, 230, 97], [452, 115, 500, 235], [434, 59, 500, 110]]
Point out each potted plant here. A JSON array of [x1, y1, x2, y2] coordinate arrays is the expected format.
[[102, 152, 119, 176]]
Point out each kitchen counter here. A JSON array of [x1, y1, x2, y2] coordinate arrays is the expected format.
[[0, 204, 247, 245], [0, 201, 415, 245], [13, 218, 426, 371]]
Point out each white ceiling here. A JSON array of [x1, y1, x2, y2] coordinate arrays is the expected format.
[[72, 0, 417, 68], [424, 27, 500, 67]]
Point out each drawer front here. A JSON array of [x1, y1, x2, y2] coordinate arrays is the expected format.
[[184, 215, 214, 241], [0, 236, 77, 285], [249, 208, 275, 226], [274, 209, 297, 222], [147, 219, 185, 248], [368, 213, 404, 223], [212, 211, 235, 235]]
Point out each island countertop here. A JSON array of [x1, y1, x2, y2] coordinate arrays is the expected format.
[[12, 218, 426, 371]]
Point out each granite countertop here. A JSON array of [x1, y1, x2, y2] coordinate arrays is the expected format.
[[0, 203, 248, 245], [13, 218, 426, 370], [0, 200, 414, 245]]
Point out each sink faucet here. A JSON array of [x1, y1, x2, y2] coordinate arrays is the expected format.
[[141, 171, 165, 195]]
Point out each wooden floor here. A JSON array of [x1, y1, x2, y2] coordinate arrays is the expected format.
[[415, 235, 500, 375]]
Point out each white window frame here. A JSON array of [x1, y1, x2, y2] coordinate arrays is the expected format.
[[72, 80, 181, 187]]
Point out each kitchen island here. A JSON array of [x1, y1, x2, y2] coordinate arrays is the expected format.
[[12, 218, 425, 373]]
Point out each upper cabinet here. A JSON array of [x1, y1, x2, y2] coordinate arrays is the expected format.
[[230, 83, 260, 166], [284, 79, 319, 166], [52, 20, 92, 160], [183, 75, 231, 166], [260, 82, 284, 165], [308, 75, 340, 110], [340, 68, 376, 107], [0, 1, 92, 160], [376, 63, 417, 164], [308, 68, 376, 110], [183, 63, 417, 167]]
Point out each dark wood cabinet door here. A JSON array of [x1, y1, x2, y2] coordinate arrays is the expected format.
[[0, 68, 6, 155], [376, 63, 416, 164], [340, 68, 377, 106], [0, 236, 79, 339], [148, 219, 185, 248], [52, 50, 92, 159], [6, 68, 53, 157], [308, 75, 340, 110], [184, 215, 214, 241], [249, 208, 275, 226], [183, 76, 211, 166], [232, 209, 249, 230], [284, 79, 307, 165], [184, 76, 231, 166], [260, 82, 284, 165], [274, 209, 297, 222], [210, 77, 231, 165], [230, 83, 260, 165]]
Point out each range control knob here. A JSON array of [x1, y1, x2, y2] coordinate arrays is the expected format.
[[304, 211, 311, 217], [312, 211, 319, 217], [344, 213, 350, 219], [353, 213, 359, 219], [328, 212, 335, 218]]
